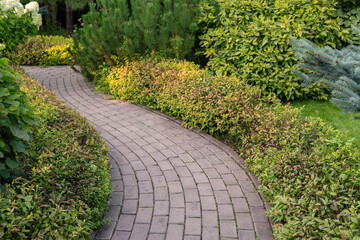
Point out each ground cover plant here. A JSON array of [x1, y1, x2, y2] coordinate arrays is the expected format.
[[0, 69, 111, 238], [198, 0, 350, 100], [95, 57, 360, 239], [5, 35, 74, 66]]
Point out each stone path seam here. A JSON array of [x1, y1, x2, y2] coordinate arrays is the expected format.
[[22, 66, 273, 240]]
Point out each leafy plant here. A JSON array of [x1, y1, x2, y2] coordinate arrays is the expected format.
[[0, 58, 35, 184], [198, 0, 350, 100], [0, 178, 90, 239]]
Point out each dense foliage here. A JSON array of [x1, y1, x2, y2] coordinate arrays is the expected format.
[[198, 0, 349, 100], [71, 0, 199, 78], [335, 0, 360, 45], [292, 33, 360, 114], [5, 35, 74, 66], [95, 58, 360, 239], [0, 71, 111, 238], [0, 59, 35, 183], [0, 0, 42, 54]]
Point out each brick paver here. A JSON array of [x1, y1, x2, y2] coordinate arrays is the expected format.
[[23, 66, 273, 240]]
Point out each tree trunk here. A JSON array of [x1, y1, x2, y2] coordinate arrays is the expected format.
[[66, 5, 74, 36]]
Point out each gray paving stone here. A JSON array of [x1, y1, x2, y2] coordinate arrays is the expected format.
[[135, 208, 153, 223], [148, 233, 165, 240], [154, 187, 169, 201], [129, 223, 150, 240], [116, 215, 135, 231], [236, 213, 254, 230], [180, 177, 197, 189], [200, 196, 217, 211], [154, 201, 170, 216], [150, 216, 168, 233], [218, 204, 235, 220], [202, 211, 218, 227], [193, 172, 209, 184], [184, 189, 200, 202], [169, 208, 185, 224], [112, 231, 131, 240], [166, 224, 184, 240], [186, 202, 201, 218], [202, 227, 219, 240], [185, 218, 201, 235], [139, 193, 154, 207], [232, 198, 249, 213], [219, 220, 237, 238], [170, 193, 185, 208], [121, 200, 138, 214]]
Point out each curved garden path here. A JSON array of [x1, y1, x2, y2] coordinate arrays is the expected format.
[[23, 66, 273, 240]]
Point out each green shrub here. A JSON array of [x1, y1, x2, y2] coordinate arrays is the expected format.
[[0, 58, 35, 183], [19, 72, 111, 230], [198, 0, 350, 100], [5, 35, 74, 66], [0, 70, 111, 237], [0, 178, 90, 239], [96, 58, 360, 238]]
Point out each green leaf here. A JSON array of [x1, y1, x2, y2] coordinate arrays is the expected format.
[[10, 140, 28, 155], [5, 158, 19, 169], [10, 126, 30, 141], [0, 88, 9, 97]]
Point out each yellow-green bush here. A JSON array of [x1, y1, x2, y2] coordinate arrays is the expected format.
[[198, 0, 350, 100], [42, 45, 74, 65], [5, 35, 74, 66], [95, 58, 360, 239]]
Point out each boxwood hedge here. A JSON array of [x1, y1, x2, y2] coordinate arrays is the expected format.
[[0, 70, 111, 238], [95, 57, 360, 239]]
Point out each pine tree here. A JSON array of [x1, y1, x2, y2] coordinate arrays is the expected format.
[[291, 29, 360, 114], [71, 0, 199, 78]]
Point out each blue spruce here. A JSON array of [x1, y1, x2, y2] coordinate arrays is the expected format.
[[291, 28, 360, 114]]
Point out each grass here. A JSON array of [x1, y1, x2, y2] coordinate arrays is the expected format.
[[291, 100, 360, 147]]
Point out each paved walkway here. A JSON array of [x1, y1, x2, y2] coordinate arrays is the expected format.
[[23, 66, 273, 240]]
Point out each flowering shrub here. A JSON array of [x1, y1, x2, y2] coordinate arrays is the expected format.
[[96, 57, 360, 239], [0, 0, 42, 54]]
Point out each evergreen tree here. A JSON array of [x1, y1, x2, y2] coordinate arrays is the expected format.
[[71, 0, 199, 78], [291, 29, 360, 114]]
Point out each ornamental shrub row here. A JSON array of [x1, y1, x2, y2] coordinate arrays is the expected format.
[[5, 35, 74, 66], [0, 71, 111, 238], [95, 58, 360, 239]]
